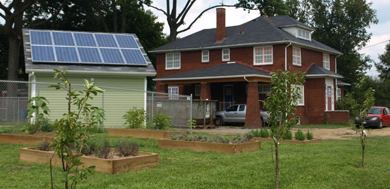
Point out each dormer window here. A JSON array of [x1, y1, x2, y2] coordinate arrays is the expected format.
[[297, 29, 311, 40]]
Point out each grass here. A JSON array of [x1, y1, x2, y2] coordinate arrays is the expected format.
[[294, 123, 349, 129], [1, 133, 390, 188]]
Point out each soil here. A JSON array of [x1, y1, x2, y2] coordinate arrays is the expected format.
[[192, 127, 390, 140]]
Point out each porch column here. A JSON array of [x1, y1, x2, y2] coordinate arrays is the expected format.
[[245, 81, 262, 128], [200, 82, 211, 100]]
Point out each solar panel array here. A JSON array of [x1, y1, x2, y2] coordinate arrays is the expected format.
[[29, 30, 148, 65]]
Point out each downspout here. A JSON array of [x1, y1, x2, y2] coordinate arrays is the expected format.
[[335, 54, 342, 103], [285, 42, 292, 71], [243, 76, 248, 82]]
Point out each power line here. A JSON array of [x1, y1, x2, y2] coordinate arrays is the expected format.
[[361, 39, 390, 50]]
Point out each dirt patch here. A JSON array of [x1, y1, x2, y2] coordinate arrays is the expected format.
[[193, 127, 390, 140]]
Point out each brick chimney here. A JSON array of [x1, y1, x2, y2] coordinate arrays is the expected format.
[[216, 8, 226, 43]]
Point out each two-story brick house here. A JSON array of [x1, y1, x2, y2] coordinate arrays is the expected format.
[[150, 8, 349, 127]]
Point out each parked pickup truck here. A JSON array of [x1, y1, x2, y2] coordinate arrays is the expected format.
[[214, 104, 270, 126]]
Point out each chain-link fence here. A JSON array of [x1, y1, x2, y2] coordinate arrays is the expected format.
[[0, 80, 193, 131]]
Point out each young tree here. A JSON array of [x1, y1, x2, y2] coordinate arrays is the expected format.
[[351, 76, 375, 168], [303, 0, 378, 89], [375, 41, 390, 81], [261, 69, 306, 189]]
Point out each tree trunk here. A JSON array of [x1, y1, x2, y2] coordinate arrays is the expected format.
[[7, 37, 21, 83], [275, 142, 279, 189], [362, 144, 365, 168], [169, 25, 178, 42]]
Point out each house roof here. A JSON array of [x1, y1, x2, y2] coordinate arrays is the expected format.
[[154, 62, 271, 81], [306, 64, 343, 78], [337, 80, 351, 86], [22, 28, 156, 76], [150, 16, 341, 55]]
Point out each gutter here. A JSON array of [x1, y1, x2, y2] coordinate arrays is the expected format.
[[306, 74, 343, 79], [285, 42, 292, 71], [149, 40, 342, 55], [25, 69, 156, 77], [154, 74, 272, 81]]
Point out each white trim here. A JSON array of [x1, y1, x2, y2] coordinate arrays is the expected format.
[[26, 69, 156, 76], [306, 74, 343, 79], [253, 46, 273, 65], [149, 40, 342, 55], [222, 48, 230, 61], [154, 74, 272, 81], [144, 77, 147, 111], [168, 86, 179, 100], [292, 47, 301, 66], [202, 50, 209, 63], [292, 85, 304, 106], [165, 52, 181, 70], [323, 53, 330, 70]]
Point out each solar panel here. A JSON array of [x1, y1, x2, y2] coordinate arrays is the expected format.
[[121, 49, 147, 64], [52, 32, 75, 46], [78, 47, 102, 63], [115, 35, 138, 48], [29, 30, 148, 65], [30, 31, 52, 45], [100, 48, 124, 64], [31, 46, 56, 61], [74, 33, 96, 47], [95, 34, 118, 47], [55, 47, 79, 62]]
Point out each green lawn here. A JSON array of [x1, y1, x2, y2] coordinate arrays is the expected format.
[[1, 133, 390, 188], [294, 123, 349, 129]]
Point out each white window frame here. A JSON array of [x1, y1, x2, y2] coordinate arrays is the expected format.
[[195, 85, 201, 97], [297, 29, 311, 40], [292, 85, 304, 106], [292, 47, 301, 66], [258, 84, 272, 94], [336, 88, 341, 101], [168, 86, 179, 100], [323, 54, 330, 70], [202, 50, 209, 63], [253, 46, 273, 65], [222, 48, 230, 61], [165, 52, 181, 70]]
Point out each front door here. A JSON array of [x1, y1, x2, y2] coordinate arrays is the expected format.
[[224, 85, 234, 110], [327, 86, 332, 110]]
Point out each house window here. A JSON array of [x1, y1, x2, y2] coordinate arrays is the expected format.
[[254, 46, 273, 65], [166, 53, 180, 70], [323, 54, 330, 70], [297, 29, 310, 40], [336, 88, 341, 101], [258, 84, 271, 94], [202, 50, 209, 63], [293, 47, 301, 66], [292, 85, 304, 106], [222, 49, 230, 61], [195, 85, 201, 97], [168, 86, 179, 100]]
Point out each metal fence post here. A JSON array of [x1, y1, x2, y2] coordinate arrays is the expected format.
[[190, 94, 193, 134], [17, 98, 20, 123]]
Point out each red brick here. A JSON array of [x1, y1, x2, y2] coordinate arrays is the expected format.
[[245, 81, 262, 128]]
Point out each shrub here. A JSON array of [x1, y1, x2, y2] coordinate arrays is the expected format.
[[152, 112, 174, 130], [116, 139, 139, 157], [251, 128, 261, 137], [295, 130, 305, 141], [39, 118, 53, 132], [242, 133, 254, 143], [0, 127, 12, 133], [306, 129, 314, 140], [260, 128, 270, 138], [212, 135, 229, 143], [81, 140, 97, 155], [123, 107, 146, 129], [36, 139, 51, 151], [283, 130, 293, 140], [95, 140, 111, 159]]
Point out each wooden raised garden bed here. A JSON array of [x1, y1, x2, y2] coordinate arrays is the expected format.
[[250, 137, 322, 144], [108, 128, 187, 139], [20, 147, 159, 174], [158, 139, 261, 154], [0, 133, 54, 145]]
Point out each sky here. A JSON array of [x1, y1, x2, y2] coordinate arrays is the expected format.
[[0, 0, 389, 77], [143, 0, 390, 77]]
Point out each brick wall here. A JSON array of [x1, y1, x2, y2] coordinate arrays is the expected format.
[[299, 78, 326, 124], [326, 111, 349, 124]]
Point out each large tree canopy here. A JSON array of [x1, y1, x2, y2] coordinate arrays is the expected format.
[[235, 0, 288, 17], [303, 0, 378, 88], [375, 41, 390, 81]]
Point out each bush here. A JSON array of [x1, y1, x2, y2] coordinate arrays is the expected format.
[[0, 127, 12, 133], [151, 112, 174, 130], [306, 129, 314, 140], [251, 128, 261, 137], [241, 133, 254, 143], [295, 129, 305, 141], [95, 140, 111, 159], [36, 139, 51, 151], [283, 130, 293, 140], [260, 128, 270, 138], [81, 139, 97, 155], [39, 118, 53, 132], [123, 107, 147, 129], [116, 139, 139, 157]]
